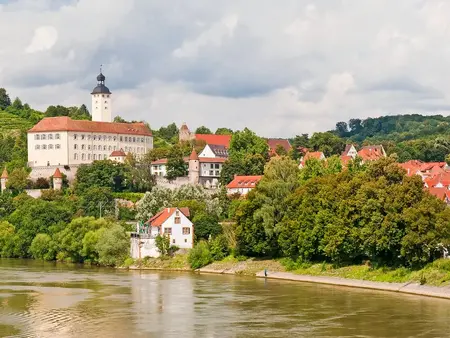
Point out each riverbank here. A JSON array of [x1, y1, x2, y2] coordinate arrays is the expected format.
[[126, 255, 450, 300]]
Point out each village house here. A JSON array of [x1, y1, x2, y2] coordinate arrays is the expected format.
[[299, 151, 326, 168], [130, 207, 194, 258], [267, 138, 292, 156], [226, 175, 263, 195], [357, 145, 386, 163], [27, 71, 153, 179]]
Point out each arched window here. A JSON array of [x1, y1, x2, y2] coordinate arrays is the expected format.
[[35, 145, 40, 150], [48, 134, 53, 140], [88, 154, 91, 160], [74, 144, 78, 150], [109, 146, 112, 151], [81, 144, 85, 150], [42, 144, 47, 150], [74, 134, 78, 140], [108, 136, 112, 141], [41, 134, 46, 140], [103, 145, 107, 151], [82, 153, 85, 160], [48, 144, 53, 149], [113, 136, 117, 141], [55, 133, 60, 140], [35, 134, 40, 140], [55, 144, 61, 149], [104, 154, 107, 160], [93, 154, 97, 160], [74, 153, 78, 160]]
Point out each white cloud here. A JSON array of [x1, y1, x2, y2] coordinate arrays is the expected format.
[[1, 0, 450, 137], [25, 25, 58, 53]]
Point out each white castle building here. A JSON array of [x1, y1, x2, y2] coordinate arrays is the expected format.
[[27, 71, 153, 169]]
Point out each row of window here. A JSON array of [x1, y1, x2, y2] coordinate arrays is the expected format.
[[203, 170, 221, 176], [73, 144, 145, 153], [74, 153, 108, 161], [73, 134, 147, 143], [163, 227, 191, 235], [35, 134, 60, 140], [93, 94, 110, 98], [36, 144, 61, 150]]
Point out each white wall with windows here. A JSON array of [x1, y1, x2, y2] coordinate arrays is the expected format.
[[151, 164, 167, 177], [28, 130, 153, 167], [161, 209, 193, 249], [201, 162, 222, 177]]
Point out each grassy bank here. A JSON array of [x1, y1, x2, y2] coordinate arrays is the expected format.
[[125, 254, 450, 287], [280, 258, 450, 287], [128, 254, 191, 270]]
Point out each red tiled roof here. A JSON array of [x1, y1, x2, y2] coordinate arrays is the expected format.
[[267, 139, 292, 153], [357, 146, 385, 161], [53, 168, 63, 179], [227, 175, 263, 189], [304, 152, 325, 160], [340, 155, 353, 165], [29, 116, 152, 136], [427, 187, 450, 201], [110, 150, 126, 157], [147, 207, 190, 227], [1, 169, 8, 179], [189, 148, 199, 160], [419, 162, 446, 172], [199, 157, 227, 163], [424, 172, 450, 188], [195, 134, 231, 148]]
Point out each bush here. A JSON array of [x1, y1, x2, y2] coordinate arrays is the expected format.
[[188, 241, 212, 269], [30, 233, 54, 260], [33, 177, 50, 189], [96, 224, 130, 266], [209, 235, 230, 261], [193, 213, 222, 241], [118, 206, 137, 221]]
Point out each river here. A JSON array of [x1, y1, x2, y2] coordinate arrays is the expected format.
[[1, 259, 450, 337]]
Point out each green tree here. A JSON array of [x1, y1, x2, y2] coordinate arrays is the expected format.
[[0, 88, 11, 110], [29, 234, 54, 260], [195, 126, 212, 134], [6, 168, 30, 194], [166, 145, 188, 180], [215, 127, 233, 135], [79, 186, 114, 217], [229, 128, 269, 161], [74, 160, 130, 193], [96, 223, 129, 266], [0, 221, 15, 257], [193, 213, 222, 241], [309, 132, 346, 156], [155, 234, 171, 256]]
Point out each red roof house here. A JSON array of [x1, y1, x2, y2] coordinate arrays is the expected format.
[[194, 134, 232, 148], [357, 145, 386, 162], [299, 151, 326, 168], [226, 175, 263, 195], [267, 138, 292, 155], [29, 116, 152, 136]]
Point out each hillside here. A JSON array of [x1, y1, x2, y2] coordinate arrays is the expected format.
[[334, 114, 450, 143], [0, 111, 35, 133]]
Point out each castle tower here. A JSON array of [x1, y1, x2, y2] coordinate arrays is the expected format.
[[188, 149, 199, 185], [53, 168, 63, 191], [179, 122, 192, 142], [1, 168, 8, 192], [91, 67, 112, 122]]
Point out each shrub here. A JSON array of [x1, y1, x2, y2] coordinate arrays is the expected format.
[[30, 234, 55, 260], [96, 224, 130, 266], [34, 177, 50, 189], [188, 241, 212, 269], [209, 235, 230, 261], [155, 234, 171, 256]]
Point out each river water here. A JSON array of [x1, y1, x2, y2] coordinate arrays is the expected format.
[[1, 259, 450, 338]]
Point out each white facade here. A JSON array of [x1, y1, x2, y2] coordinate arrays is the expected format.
[[92, 93, 112, 122], [201, 162, 222, 178], [227, 187, 253, 195], [28, 130, 153, 167], [151, 163, 167, 177], [160, 209, 194, 249], [199, 145, 215, 158]]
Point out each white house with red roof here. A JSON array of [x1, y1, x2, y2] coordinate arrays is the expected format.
[[226, 175, 263, 195], [131, 207, 194, 258], [27, 71, 153, 169]]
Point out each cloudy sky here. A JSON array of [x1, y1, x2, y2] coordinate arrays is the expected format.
[[1, 0, 450, 137]]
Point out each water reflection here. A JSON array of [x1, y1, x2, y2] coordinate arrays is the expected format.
[[1, 259, 450, 337]]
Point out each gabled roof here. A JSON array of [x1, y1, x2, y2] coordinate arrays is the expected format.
[[427, 187, 450, 201], [110, 150, 126, 157], [147, 207, 190, 227], [29, 116, 152, 136], [340, 155, 353, 166], [53, 168, 63, 179], [208, 144, 229, 158], [300, 151, 326, 167], [357, 145, 385, 161], [341, 144, 356, 156], [227, 175, 263, 189], [195, 134, 231, 148], [267, 138, 292, 154], [424, 172, 450, 188]]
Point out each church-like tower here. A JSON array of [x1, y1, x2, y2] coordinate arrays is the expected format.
[[91, 68, 112, 122]]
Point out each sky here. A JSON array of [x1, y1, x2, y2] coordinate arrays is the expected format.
[[1, 0, 450, 137]]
